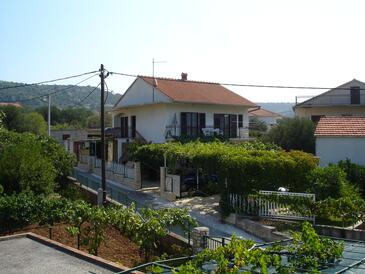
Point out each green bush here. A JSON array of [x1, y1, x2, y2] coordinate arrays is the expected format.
[[338, 159, 365, 197], [0, 141, 56, 195], [0, 129, 76, 195], [306, 165, 360, 200], [264, 117, 316, 153]]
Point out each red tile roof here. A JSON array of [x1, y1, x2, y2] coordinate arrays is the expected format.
[[140, 76, 256, 107], [314, 116, 365, 137], [0, 102, 22, 108], [249, 108, 282, 117]]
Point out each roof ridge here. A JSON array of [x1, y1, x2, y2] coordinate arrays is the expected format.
[[138, 75, 220, 85]]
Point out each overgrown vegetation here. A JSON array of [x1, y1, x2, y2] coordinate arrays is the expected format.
[[0, 105, 47, 135], [0, 129, 76, 195], [150, 222, 343, 273]]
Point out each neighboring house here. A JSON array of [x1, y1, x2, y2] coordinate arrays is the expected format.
[[248, 108, 282, 130], [294, 79, 365, 122], [51, 129, 100, 154], [0, 102, 22, 108], [110, 73, 256, 161], [314, 116, 365, 166]]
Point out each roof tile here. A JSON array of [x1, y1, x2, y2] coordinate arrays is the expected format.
[[314, 116, 365, 137], [140, 76, 256, 107]]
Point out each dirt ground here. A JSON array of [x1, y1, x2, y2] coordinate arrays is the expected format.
[[1, 223, 144, 268]]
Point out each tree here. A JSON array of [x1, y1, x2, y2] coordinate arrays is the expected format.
[[35, 106, 62, 125], [18, 112, 47, 135], [0, 105, 23, 131], [264, 117, 315, 153], [0, 140, 56, 195], [0, 129, 75, 194], [86, 113, 112, 128]]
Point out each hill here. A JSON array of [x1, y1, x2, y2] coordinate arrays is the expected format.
[[256, 102, 295, 117], [0, 80, 121, 110]]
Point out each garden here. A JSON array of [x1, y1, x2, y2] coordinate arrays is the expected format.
[[0, 129, 197, 267], [130, 140, 365, 227]]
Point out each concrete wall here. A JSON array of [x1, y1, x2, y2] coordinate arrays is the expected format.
[[295, 105, 365, 119], [316, 137, 365, 166]]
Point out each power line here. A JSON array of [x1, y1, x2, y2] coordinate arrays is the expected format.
[[0, 70, 99, 91], [4, 73, 99, 103], [110, 71, 365, 91], [72, 82, 101, 108]]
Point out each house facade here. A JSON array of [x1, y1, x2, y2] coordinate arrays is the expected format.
[[110, 74, 256, 162], [294, 79, 365, 122], [314, 116, 365, 166], [248, 108, 282, 130]]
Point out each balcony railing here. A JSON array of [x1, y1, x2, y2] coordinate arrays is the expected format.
[[165, 125, 249, 140]]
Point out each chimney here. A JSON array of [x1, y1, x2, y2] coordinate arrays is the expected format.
[[181, 72, 188, 81]]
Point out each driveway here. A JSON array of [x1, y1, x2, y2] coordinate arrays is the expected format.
[[73, 168, 263, 243]]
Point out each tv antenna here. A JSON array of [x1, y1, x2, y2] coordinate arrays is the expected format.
[[152, 58, 167, 102]]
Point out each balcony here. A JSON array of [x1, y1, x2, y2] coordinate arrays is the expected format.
[[165, 125, 249, 140], [105, 127, 147, 143]]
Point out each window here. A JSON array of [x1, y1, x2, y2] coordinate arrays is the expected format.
[[131, 116, 136, 138], [214, 114, 238, 138], [311, 115, 323, 123], [120, 116, 128, 138], [238, 114, 243, 128], [62, 134, 70, 140], [181, 112, 206, 137], [351, 86, 360, 105]]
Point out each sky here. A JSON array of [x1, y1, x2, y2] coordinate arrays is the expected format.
[[1, 0, 365, 103]]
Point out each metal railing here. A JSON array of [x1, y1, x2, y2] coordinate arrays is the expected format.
[[229, 191, 315, 222], [78, 155, 89, 164], [95, 158, 101, 168], [204, 236, 231, 250], [165, 124, 250, 140], [93, 159, 135, 180]]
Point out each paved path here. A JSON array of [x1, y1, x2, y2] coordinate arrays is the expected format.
[[73, 168, 263, 243]]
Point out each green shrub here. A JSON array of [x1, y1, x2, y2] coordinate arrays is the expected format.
[[338, 159, 365, 197], [306, 165, 361, 200], [0, 129, 76, 195], [264, 117, 316, 153], [0, 141, 56, 195]]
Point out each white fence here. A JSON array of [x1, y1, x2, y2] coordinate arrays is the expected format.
[[258, 190, 315, 222], [229, 190, 315, 222]]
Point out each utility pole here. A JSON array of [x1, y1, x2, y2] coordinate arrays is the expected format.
[[47, 94, 51, 136], [100, 64, 107, 205]]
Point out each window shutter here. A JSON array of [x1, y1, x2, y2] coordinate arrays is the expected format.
[[181, 112, 187, 135], [238, 115, 243, 128]]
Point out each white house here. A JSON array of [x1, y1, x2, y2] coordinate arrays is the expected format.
[[248, 108, 282, 130], [110, 73, 256, 161], [314, 116, 365, 166], [294, 79, 365, 122]]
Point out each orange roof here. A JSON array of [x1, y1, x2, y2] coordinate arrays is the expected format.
[[140, 76, 256, 107], [249, 108, 282, 117], [315, 116, 365, 137], [0, 102, 22, 108]]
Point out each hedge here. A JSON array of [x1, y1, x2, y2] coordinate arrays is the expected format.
[[130, 141, 318, 194]]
